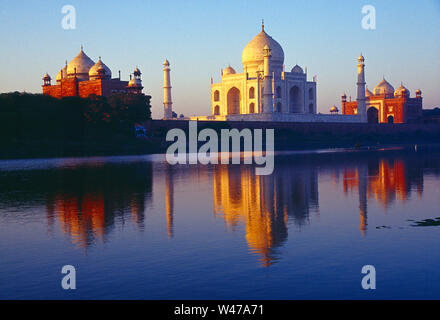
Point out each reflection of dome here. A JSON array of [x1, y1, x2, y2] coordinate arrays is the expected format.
[[374, 78, 394, 96], [242, 26, 284, 73], [67, 47, 95, 80], [394, 83, 410, 97], [223, 65, 236, 75], [89, 58, 112, 80], [365, 86, 373, 97], [291, 64, 304, 74]]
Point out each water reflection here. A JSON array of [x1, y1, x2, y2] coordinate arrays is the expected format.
[[210, 152, 431, 266], [212, 162, 319, 266], [0, 162, 153, 248], [0, 150, 438, 265]]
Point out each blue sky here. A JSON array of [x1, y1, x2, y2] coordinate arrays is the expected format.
[[0, 0, 439, 118]]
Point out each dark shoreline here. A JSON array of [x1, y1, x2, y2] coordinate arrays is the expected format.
[[1, 120, 439, 160]]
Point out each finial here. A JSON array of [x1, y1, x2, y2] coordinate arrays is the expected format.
[[99, 56, 101, 60], [262, 19, 264, 31], [80, 45, 83, 51]]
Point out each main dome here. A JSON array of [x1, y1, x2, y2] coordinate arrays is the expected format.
[[242, 26, 284, 73], [67, 48, 95, 80]]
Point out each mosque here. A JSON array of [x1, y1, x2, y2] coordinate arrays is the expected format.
[[188, 23, 361, 123], [341, 73, 423, 124], [42, 47, 144, 98]]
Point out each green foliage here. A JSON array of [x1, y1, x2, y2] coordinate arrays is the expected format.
[[0, 92, 151, 142]]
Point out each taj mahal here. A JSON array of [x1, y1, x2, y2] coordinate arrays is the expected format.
[[189, 23, 362, 123]]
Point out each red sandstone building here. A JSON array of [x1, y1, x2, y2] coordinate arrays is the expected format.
[[342, 78, 423, 124], [42, 47, 143, 98]]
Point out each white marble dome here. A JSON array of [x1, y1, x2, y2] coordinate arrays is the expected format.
[[374, 78, 394, 96], [67, 48, 95, 80], [223, 65, 236, 75], [89, 58, 112, 80], [242, 26, 284, 72]]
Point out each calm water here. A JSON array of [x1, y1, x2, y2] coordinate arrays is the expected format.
[[0, 148, 440, 299]]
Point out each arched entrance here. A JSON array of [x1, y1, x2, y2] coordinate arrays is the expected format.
[[249, 103, 255, 113], [387, 115, 394, 123], [227, 87, 240, 115], [289, 86, 302, 113], [367, 107, 379, 123], [214, 105, 220, 115]]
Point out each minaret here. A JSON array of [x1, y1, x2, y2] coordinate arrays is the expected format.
[[262, 45, 273, 114], [163, 59, 173, 119], [357, 54, 367, 122]]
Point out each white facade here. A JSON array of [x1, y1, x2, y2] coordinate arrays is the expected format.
[[209, 24, 317, 118]]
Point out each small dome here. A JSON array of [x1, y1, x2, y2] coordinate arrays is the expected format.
[[67, 47, 95, 79], [43, 73, 51, 80], [365, 86, 373, 97], [223, 65, 236, 75], [374, 78, 394, 96], [128, 77, 142, 88], [358, 54, 365, 62], [416, 89, 422, 95], [394, 83, 410, 97], [163, 59, 170, 67], [56, 63, 68, 81], [291, 64, 304, 74], [89, 58, 112, 80], [330, 105, 339, 113], [133, 67, 141, 77]]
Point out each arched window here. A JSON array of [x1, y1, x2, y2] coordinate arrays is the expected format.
[[227, 87, 241, 115], [214, 105, 220, 115], [249, 87, 255, 99], [276, 86, 282, 99], [214, 90, 220, 102], [249, 103, 255, 113], [387, 115, 394, 124], [276, 102, 282, 112], [309, 88, 314, 100], [367, 107, 379, 123], [289, 86, 302, 113]]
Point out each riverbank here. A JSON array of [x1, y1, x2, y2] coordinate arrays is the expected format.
[[1, 120, 439, 160]]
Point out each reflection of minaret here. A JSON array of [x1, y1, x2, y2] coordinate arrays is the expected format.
[[165, 165, 174, 238], [358, 164, 368, 236]]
